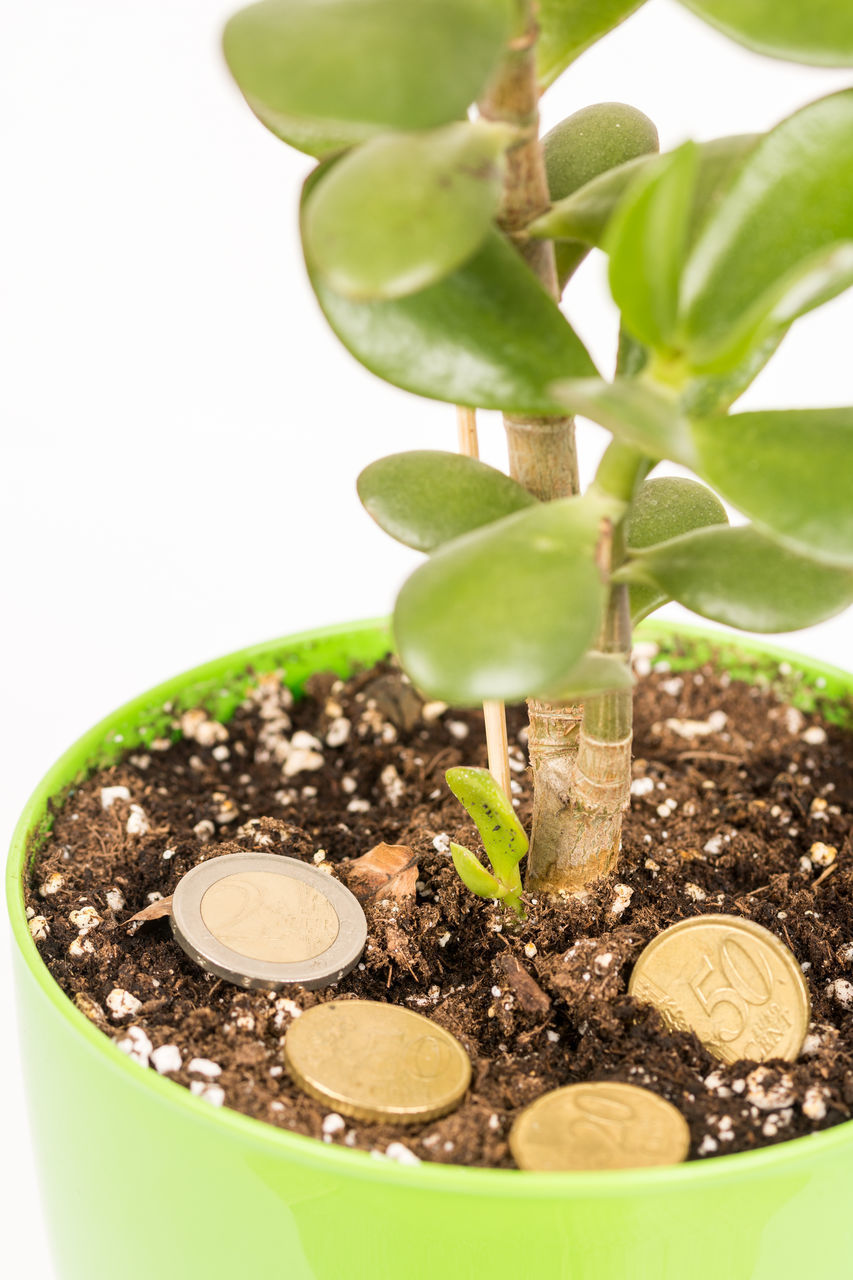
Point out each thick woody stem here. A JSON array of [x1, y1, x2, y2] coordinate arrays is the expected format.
[[479, 7, 591, 887]]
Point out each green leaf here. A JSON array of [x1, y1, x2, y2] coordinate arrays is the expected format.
[[446, 767, 528, 881], [551, 379, 696, 465], [307, 223, 597, 413], [676, 0, 853, 67], [394, 496, 612, 703], [625, 476, 729, 621], [223, 0, 512, 158], [450, 843, 502, 899], [692, 410, 853, 567], [620, 525, 853, 632], [606, 142, 697, 349], [302, 122, 513, 300], [530, 135, 758, 246], [679, 331, 785, 417], [541, 651, 635, 700], [681, 90, 853, 369], [537, 0, 647, 89], [543, 102, 659, 288], [357, 450, 536, 552]]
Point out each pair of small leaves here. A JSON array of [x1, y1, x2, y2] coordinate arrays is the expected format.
[[223, 0, 511, 158], [446, 767, 527, 917], [556, 381, 853, 570]]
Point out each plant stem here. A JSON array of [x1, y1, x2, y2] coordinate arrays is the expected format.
[[479, 5, 597, 888], [526, 443, 647, 891]]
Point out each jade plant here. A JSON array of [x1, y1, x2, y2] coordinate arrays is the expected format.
[[223, 0, 853, 901]]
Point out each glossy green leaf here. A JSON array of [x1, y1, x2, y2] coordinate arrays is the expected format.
[[303, 122, 513, 300], [307, 226, 597, 413], [450, 843, 502, 899], [692, 410, 853, 566], [446, 766, 528, 881], [682, 91, 853, 369], [625, 476, 729, 621], [542, 651, 635, 700], [679, 331, 785, 417], [676, 0, 853, 67], [543, 102, 659, 288], [537, 0, 646, 89], [357, 450, 536, 552], [620, 526, 853, 632], [223, 0, 512, 157], [530, 135, 758, 246], [394, 496, 612, 703], [606, 142, 697, 349], [552, 379, 695, 465]]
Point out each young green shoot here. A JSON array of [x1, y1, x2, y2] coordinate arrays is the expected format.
[[446, 766, 527, 919]]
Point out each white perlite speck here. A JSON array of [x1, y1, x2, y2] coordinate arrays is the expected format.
[[697, 1135, 718, 1156], [745, 1067, 796, 1111], [703, 834, 725, 856], [827, 978, 853, 1010], [610, 884, 634, 916], [802, 725, 827, 746], [630, 777, 655, 798], [322, 1113, 346, 1137], [180, 708, 229, 747], [665, 710, 727, 739], [150, 1044, 182, 1075], [126, 805, 150, 837], [190, 1081, 225, 1106], [524, 942, 538, 959], [39, 871, 64, 897], [28, 916, 49, 941], [810, 841, 837, 868], [325, 718, 351, 748], [107, 988, 142, 1019], [68, 936, 95, 958], [187, 1058, 222, 1080], [347, 797, 370, 814], [385, 1142, 421, 1165], [114, 1026, 153, 1066], [380, 764, 405, 807], [69, 905, 101, 933], [432, 833, 451, 854], [283, 748, 325, 777], [684, 882, 707, 902], [101, 786, 131, 810], [105, 887, 126, 912], [802, 1087, 828, 1121]]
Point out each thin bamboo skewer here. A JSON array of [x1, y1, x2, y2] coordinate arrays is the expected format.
[[455, 406, 513, 802]]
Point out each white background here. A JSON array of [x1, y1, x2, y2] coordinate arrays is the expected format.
[[1, 1, 851, 1272]]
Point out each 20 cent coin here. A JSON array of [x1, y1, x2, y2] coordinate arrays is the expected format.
[[284, 999, 471, 1124], [510, 1081, 690, 1172], [629, 914, 809, 1063]]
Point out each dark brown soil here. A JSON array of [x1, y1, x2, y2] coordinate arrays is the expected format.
[[25, 644, 853, 1168]]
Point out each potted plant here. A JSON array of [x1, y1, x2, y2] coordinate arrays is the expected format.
[[7, 1, 853, 1277]]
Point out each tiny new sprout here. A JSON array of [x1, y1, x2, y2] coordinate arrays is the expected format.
[[446, 767, 527, 919]]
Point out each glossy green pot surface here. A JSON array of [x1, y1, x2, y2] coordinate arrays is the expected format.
[[8, 619, 853, 1280]]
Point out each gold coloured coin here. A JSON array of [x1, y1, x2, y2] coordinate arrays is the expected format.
[[510, 1081, 690, 1172], [629, 914, 810, 1064], [284, 999, 471, 1124]]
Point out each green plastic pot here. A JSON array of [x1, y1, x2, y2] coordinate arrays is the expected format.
[[7, 618, 853, 1280]]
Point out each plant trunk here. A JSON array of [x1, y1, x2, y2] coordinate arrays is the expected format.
[[479, 12, 634, 893]]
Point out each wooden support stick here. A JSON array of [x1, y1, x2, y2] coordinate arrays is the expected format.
[[455, 406, 512, 801]]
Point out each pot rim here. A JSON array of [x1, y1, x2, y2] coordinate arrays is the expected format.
[[8, 616, 853, 1200]]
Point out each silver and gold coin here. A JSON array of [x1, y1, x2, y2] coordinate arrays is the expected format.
[[284, 999, 471, 1124], [510, 1081, 690, 1172], [629, 914, 809, 1064], [171, 853, 366, 990]]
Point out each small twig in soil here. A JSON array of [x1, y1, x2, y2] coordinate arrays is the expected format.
[[813, 863, 839, 889]]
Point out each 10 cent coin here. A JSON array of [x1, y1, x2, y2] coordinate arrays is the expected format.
[[284, 999, 471, 1124], [510, 1081, 691, 1172], [171, 853, 367, 990], [629, 914, 810, 1063]]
